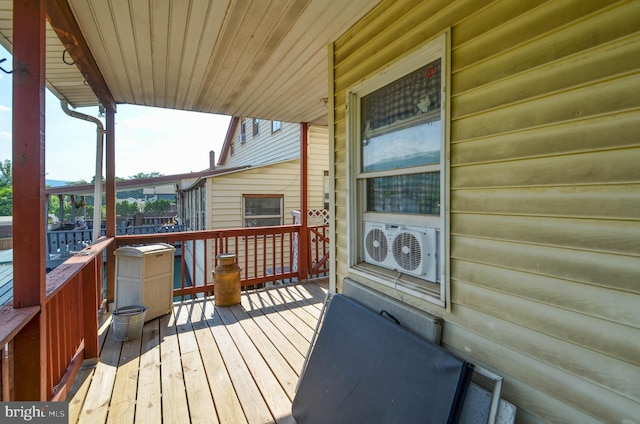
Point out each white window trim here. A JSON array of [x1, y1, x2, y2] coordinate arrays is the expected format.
[[242, 195, 284, 227], [345, 31, 450, 308]]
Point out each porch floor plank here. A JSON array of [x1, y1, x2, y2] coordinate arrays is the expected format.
[[191, 300, 248, 424], [158, 313, 190, 424], [135, 320, 163, 424], [215, 305, 295, 423], [78, 329, 120, 424], [228, 303, 300, 400], [242, 292, 314, 355], [176, 303, 219, 424], [235, 298, 307, 376], [206, 300, 274, 424], [67, 279, 328, 424], [106, 336, 142, 424]]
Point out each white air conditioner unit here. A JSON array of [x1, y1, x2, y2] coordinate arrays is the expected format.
[[237, 133, 246, 143], [362, 222, 437, 281]]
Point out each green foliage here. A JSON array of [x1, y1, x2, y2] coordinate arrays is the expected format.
[[129, 172, 163, 179], [48, 195, 71, 221], [116, 200, 139, 216], [0, 160, 11, 188], [0, 186, 12, 216], [143, 198, 172, 214]]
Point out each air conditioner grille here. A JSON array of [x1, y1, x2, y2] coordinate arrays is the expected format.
[[392, 232, 422, 271], [365, 228, 388, 263]]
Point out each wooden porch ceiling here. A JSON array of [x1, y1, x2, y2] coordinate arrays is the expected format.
[[68, 280, 328, 424], [0, 0, 381, 125]]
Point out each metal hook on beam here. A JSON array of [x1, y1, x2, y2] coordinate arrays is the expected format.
[[0, 58, 12, 74], [62, 48, 75, 66]]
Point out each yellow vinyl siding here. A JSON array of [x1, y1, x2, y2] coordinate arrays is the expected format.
[[206, 160, 301, 281], [307, 125, 330, 210], [209, 160, 301, 228], [331, 0, 640, 421]]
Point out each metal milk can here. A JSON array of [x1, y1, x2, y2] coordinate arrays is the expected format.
[[213, 253, 241, 306]]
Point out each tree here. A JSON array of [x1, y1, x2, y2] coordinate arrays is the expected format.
[[0, 159, 11, 188], [129, 172, 163, 179], [144, 198, 172, 214], [0, 186, 11, 216], [116, 200, 139, 217]]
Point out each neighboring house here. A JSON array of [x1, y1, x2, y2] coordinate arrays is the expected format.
[[179, 118, 329, 230], [178, 118, 329, 284], [330, 1, 639, 422]]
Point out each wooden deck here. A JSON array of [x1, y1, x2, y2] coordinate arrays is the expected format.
[[68, 279, 329, 424]]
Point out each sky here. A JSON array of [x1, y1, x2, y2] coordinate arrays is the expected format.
[[0, 45, 231, 182]]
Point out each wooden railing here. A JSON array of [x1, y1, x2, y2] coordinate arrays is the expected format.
[[115, 223, 329, 297], [0, 237, 111, 401], [309, 224, 330, 277], [116, 225, 301, 297], [3, 223, 329, 401]]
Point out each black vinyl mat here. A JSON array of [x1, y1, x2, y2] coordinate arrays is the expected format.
[[293, 294, 472, 424]]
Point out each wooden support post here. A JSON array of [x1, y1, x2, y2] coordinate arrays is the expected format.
[[12, 0, 47, 400], [105, 107, 116, 303], [298, 123, 309, 280]]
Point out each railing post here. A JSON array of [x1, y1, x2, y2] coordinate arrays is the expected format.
[[298, 123, 309, 280], [106, 107, 116, 304], [12, 0, 47, 400], [81, 258, 99, 358]]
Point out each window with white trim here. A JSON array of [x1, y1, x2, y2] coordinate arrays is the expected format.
[[271, 120, 282, 133], [348, 33, 448, 304], [242, 195, 283, 227], [240, 119, 247, 143]]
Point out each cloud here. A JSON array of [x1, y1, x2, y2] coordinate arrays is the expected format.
[[0, 105, 10, 112]]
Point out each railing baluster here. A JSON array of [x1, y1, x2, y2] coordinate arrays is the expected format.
[[1, 342, 9, 400]]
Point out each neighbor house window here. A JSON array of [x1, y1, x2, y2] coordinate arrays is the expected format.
[[243, 195, 283, 227], [271, 120, 282, 132], [348, 33, 448, 305], [324, 170, 330, 210], [253, 118, 260, 136], [239, 119, 247, 143]]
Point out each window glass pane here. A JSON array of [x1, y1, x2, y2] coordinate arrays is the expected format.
[[361, 59, 441, 173], [244, 197, 281, 216], [245, 217, 281, 227], [366, 172, 440, 215]]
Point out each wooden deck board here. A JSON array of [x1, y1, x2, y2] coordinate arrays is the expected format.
[[78, 329, 120, 424], [191, 300, 248, 424], [106, 336, 141, 424], [176, 302, 218, 424], [134, 321, 162, 424], [206, 301, 274, 424], [215, 305, 294, 423], [68, 317, 112, 424], [67, 280, 328, 424], [158, 312, 190, 424], [242, 292, 315, 354]]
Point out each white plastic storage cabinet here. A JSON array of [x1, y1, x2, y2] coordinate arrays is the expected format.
[[114, 243, 175, 322]]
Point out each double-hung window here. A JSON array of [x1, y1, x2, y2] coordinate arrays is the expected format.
[[243, 195, 283, 227], [240, 119, 247, 143], [348, 33, 448, 305]]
